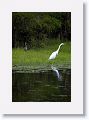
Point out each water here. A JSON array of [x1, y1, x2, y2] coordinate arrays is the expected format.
[[12, 68, 71, 102]]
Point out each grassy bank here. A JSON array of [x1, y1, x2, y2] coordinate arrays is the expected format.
[[12, 41, 71, 71]]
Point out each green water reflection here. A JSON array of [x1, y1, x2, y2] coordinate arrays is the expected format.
[[12, 69, 71, 102]]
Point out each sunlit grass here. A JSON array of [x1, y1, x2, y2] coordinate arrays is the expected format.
[[12, 41, 71, 68]]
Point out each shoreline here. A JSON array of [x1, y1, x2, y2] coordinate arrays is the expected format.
[[12, 64, 71, 73]]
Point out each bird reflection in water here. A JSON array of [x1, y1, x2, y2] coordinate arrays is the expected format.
[[51, 66, 62, 81]]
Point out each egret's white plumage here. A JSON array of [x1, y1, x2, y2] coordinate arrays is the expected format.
[[49, 43, 64, 60]]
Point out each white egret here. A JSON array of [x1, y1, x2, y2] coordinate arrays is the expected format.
[[49, 43, 64, 60]]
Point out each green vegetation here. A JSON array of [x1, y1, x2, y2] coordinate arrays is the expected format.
[[12, 12, 71, 48], [12, 13, 71, 71], [12, 12, 71, 102], [12, 41, 71, 71]]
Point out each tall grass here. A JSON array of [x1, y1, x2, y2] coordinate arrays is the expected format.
[[12, 41, 71, 68]]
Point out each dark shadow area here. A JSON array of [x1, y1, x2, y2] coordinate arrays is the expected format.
[[12, 68, 71, 102]]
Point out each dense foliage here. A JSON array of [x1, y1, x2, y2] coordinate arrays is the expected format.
[[12, 12, 71, 48]]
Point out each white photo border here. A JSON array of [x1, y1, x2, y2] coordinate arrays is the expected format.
[[0, 0, 83, 114]]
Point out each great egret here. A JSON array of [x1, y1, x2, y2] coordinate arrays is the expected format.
[[49, 43, 64, 60]]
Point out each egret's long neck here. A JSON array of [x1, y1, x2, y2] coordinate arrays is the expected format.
[[57, 44, 61, 53]]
